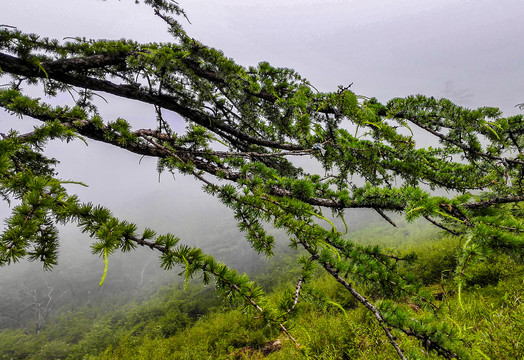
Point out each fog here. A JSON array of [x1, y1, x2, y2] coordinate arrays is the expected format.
[[1, 0, 523, 328]]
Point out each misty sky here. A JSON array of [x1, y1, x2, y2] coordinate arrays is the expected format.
[[3, 0, 524, 110], [1, 0, 523, 253]]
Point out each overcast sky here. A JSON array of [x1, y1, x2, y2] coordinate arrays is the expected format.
[[3, 0, 524, 110], [1, 0, 523, 245]]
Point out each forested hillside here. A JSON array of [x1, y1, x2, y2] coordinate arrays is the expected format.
[[1, 222, 522, 359]]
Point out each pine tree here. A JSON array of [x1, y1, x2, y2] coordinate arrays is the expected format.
[[1, 1, 522, 358]]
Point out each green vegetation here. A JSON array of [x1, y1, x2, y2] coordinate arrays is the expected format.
[[1, 225, 522, 359], [1, 1, 523, 358]]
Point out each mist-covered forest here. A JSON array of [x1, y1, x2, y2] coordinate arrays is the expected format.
[[1, 1, 523, 359]]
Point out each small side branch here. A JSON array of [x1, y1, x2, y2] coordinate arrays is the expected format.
[[424, 216, 461, 235], [374, 208, 397, 227], [287, 276, 304, 314]]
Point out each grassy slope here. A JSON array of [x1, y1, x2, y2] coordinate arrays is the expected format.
[[1, 222, 522, 359]]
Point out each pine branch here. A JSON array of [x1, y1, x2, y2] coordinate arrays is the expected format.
[[462, 195, 524, 209], [0, 52, 304, 151], [391, 107, 524, 166], [300, 241, 407, 360]]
